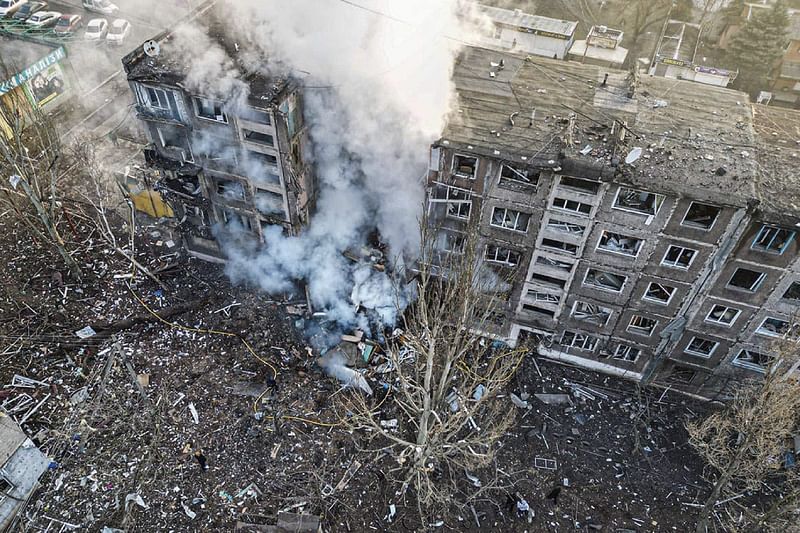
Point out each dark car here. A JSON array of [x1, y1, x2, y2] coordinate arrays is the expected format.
[[11, 0, 45, 20], [53, 13, 82, 34]]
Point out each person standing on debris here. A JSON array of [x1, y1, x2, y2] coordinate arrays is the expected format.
[[194, 448, 208, 471]]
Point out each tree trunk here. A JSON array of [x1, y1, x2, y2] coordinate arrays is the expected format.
[[696, 436, 752, 533]]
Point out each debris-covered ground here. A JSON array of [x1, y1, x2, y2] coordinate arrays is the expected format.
[[0, 210, 714, 532]]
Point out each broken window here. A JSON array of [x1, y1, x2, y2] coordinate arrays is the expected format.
[[756, 317, 792, 338], [193, 97, 227, 123], [643, 282, 675, 304], [0, 476, 12, 501], [526, 290, 561, 304], [613, 187, 664, 216], [705, 304, 740, 326], [682, 202, 720, 230], [491, 207, 530, 232], [441, 232, 465, 254], [666, 366, 696, 384], [733, 349, 774, 372], [522, 304, 556, 317], [612, 344, 640, 362], [244, 107, 271, 125], [485, 244, 520, 266], [220, 209, 254, 232], [751, 225, 795, 254], [685, 337, 718, 357], [247, 150, 278, 166], [452, 154, 478, 179], [541, 238, 578, 255], [216, 179, 245, 201], [547, 218, 585, 235], [529, 272, 567, 289], [139, 85, 176, 114], [628, 315, 657, 336], [552, 197, 592, 216], [243, 129, 275, 147], [597, 231, 643, 256], [783, 282, 800, 301], [560, 330, 598, 351], [430, 185, 472, 220], [584, 268, 626, 292], [558, 176, 600, 194], [571, 301, 612, 325], [254, 189, 284, 215], [534, 255, 574, 272], [728, 268, 765, 292], [498, 164, 538, 191], [662, 245, 696, 269]]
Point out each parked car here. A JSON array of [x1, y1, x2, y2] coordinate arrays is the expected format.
[[82, 0, 117, 15], [11, 1, 46, 21], [84, 17, 107, 40], [105, 18, 130, 46], [53, 13, 82, 34], [0, 0, 27, 17], [26, 10, 59, 27]]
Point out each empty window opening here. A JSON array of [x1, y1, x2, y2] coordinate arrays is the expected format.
[[220, 209, 254, 232], [140, 85, 175, 112], [254, 189, 284, 215], [453, 154, 478, 179], [526, 291, 561, 304], [572, 301, 611, 325], [558, 176, 600, 194], [756, 317, 797, 338], [499, 164, 538, 190], [522, 304, 556, 317], [666, 366, 696, 384], [733, 349, 774, 372], [0, 476, 13, 500], [243, 129, 274, 146], [244, 107, 271, 125], [662, 245, 696, 269], [430, 185, 472, 220], [612, 344, 640, 362], [597, 231, 643, 256], [530, 273, 567, 289], [541, 238, 578, 255], [644, 282, 675, 304], [613, 187, 664, 216], [628, 315, 657, 336], [751, 225, 795, 254], [783, 282, 800, 301], [682, 202, 720, 230], [441, 232, 465, 254], [685, 337, 718, 358], [584, 269, 626, 292], [728, 268, 765, 292], [705, 305, 740, 326], [547, 218, 586, 235], [247, 150, 278, 166], [560, 330, 598, 351], [217, 180, 245, 201], [193, 97, 227, 123], [486, 244, 520, 266], [552, 197, 592, 216], [534, 255, 574, 272], [491, 207, 530, 232]]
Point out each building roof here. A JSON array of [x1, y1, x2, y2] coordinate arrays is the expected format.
[[568, 40, 628, 65], [780, 60, 800, 81], [655, 20, 701, 64], [441, 46, 760, 208], [477, 4, 577, 37], [0, 414, 26, 466], [752, 104, 800, 223]]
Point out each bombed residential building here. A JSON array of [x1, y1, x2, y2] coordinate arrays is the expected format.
[[429, 46, 800, 399], [121, 2, 313, 261]]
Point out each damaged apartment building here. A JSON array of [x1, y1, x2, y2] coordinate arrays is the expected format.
[[429, 46, 800, 399], [121, 1, 311, 261]]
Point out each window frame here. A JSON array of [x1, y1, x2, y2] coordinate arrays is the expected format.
[[596, 230, 644, 257], [642, 282, 676, 305], [727, 268, 766, 292], [733, 349, 773, 373], [704, 304, 741, 327], [661, 245, 697, 269], [751, 225, 795, 255], [583, 268, 627, 293], [452, 154, 478, 179], [557, 175, 600, 195], [441, 232, 466, 255], [546, 217, 586, 235], [541, 237, 579, 255], [684, 336, 719, 358], [498, 164, 538, 190], [560, 330, 598, 351], [755, 317, 794, 338], [485, 244, 521, 266], [612, 344, 640, 362], [551, 196, 593, 217], [192, 96, 228, 124], [681, 202, 721, 231], [783, 281, 800, 302], [627, 315, 657, 336], [612, 187, 665, 216], [490, 207, 530, 233], [571, 300, 612, 326]]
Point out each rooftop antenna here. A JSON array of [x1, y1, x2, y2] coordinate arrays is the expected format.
[[143, 40, 160, 57]]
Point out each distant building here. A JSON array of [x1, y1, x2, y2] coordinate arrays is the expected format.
[[428, 46, 800, 400], [568, 25, 628, 68], [0, 414, 50, 530], [651, 20, 735, 87], [475, 4, 577, 59], [121, 1, 314, 262]]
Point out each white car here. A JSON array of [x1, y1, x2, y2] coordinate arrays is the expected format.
[[0, 0, 27, 17], [26, 9, 59, 27], [82, 0, 117, 15], [105, 18, 130, 45], [84, 17, 107, 40]]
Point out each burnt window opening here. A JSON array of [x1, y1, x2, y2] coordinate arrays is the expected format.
[[453, 154, 478, 179], [244, 107, 271, 125], [552, 197, 592, 216], [243, 129, 275, 147], [541, 238, 578, 255], [572, 301, 612, 325], [216, 179, 245, 201], [733, 349, 774, 372], [662, 245, 696, 269], [560, 330, 598, 351], [442, 232, 466, 254], [584, 269, 626, 292], [485, 244, 520, 266], [705, 304, 740, 326], [254, 189, 284, 216], [522, 304, 557, 317], [597, 231, 643, 256], [666, 366, 696, 385], [247, 150, 278, 166], [783, 282, 800, 301], [193, 97, 227, 123], [498, 164, 538, 190], [685, 337, 718, 357], [613, 187, 664, 216], [611, 344, 640, 362], [220, 209, 255, 232], [628, 315, 657, 336], [728, 268, 765, 292], [491, 207, 530, 232], [558, 176, 600, 194], [751, 225, 795, 254], [530, 272, 567, 289], [547, 218, 586, 235], [534, 255, 574, 272], [682, 202, 720, 230], [644, 282, 675, 304]]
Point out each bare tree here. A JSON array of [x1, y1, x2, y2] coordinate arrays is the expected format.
[[687, 344, 800, 533], [337, 219, 525, 518]]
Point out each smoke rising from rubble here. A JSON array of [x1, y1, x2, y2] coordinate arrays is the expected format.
[[198, 0, 474, 338]]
